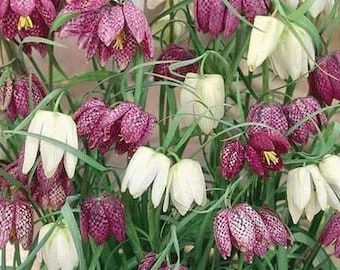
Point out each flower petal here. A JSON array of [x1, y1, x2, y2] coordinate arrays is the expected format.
[[123, 0, 146, 43], [64, 115, 78, 178], [22, 110, 45, 174], [98, 6, 125, 47], [10, 0, 35, 16]]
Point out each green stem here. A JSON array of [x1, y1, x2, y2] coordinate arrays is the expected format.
[[1, 246, 6, 270], [262, 60, 269, 103]]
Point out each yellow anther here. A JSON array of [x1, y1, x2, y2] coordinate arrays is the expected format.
[[113, 31, 126, 50], [263, 151, 279, 165], [18, 16, 33, 30]]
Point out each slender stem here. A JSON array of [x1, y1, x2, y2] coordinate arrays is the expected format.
[[1, 246, 6, 270]]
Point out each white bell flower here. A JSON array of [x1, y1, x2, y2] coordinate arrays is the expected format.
[[283, 0, 334, 18], [269, 23, 315, 80], [37, 223, 78, 270], [287, 165, 340, 224], [163, 159, 207, 215], [180, 73, 225, 134], [121, 146, 171, 208], [22, 110, 78, 178], [319, 154, 340, 194], [247, 16, 285, 72]]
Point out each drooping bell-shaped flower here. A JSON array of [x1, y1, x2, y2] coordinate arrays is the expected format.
[[214, 203, 292, 262], [22, 110, 79, 178], [0, 73, 46, 121], [286, 165, 340, 224], [283, 0, 334, 18], [31, 162, 73, 210], [37, 222, 79, 270], [245, 131, 291, 177], [163, 159, 207, 215], [247, 16, 285, 72], [247, 15, 315, 80], [0, 198, 34, 250], [121, 146, 170, 207], [269, 23, 315, 80], [153, 44, 199, 82], [74, 99, 156, 155], [59, 0, 154, 69], [180, 73, 225, 134], [220, 140, 246, 179], [137, 251, 187, 270], [319, 212, 340, 258], [193, 0, 271, 38], [80, 194, 126, 245], [319, 154, 340, 194], [0, 152, 28, 196], [283, 96, 327, 144], [257, 207, 293, 248], [308, 51, 340, 105], [0, 0, 59, 56], [246, 103, 289, 136]]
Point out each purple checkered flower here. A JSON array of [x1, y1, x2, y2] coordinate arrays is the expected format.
[[214, 203, 292, 262], [0, 73, 46, 121], [137, 252, 187, 270], [0, 198, 34, 250], [220, 140, 246, 179], [193, 0, 271, 38], [153, 44, 199, 82], [31, 162, 73, 210], [80, 194, 126, 245], [245, 131, 291, 177], [258, 207, 293, 248], [247, 104, 289, 136], [0, 0, 59, 56], [283, 96, 327, 144], [309, 52, 340, 105], [319, 212, 340, 258], [59, 0, 154, 69], [74, 99, 156, 155]]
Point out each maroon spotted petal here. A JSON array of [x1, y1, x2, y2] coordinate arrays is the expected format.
[[235, 203, 271, 258], [0, 79, 13, 111], [247, 104, 289, 136], [319, 212, 340, 247], [138, 252, 157, 270], [242, 0, 271, 22], [0, 199, 14, 249], [228, 207, 256, 262], [153, 44, 199, 82], [214, 209, 232, 259], [101, 195, 126, 243], [6, 73, 46, 121], [80, 194, 126, 245], [258, 207, 293, 248], [283, 96, 327, 144], [14, 199, 33, 250], [245, 146, 267, 177], [309, 52, 340, 105], [223, 0, 242, 38], [220, 140, 246, 179], [31, 162, 73, 210]]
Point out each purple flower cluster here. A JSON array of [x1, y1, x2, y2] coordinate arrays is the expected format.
[[59, 0, 154, 68], [220, 96, 327, 179]]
